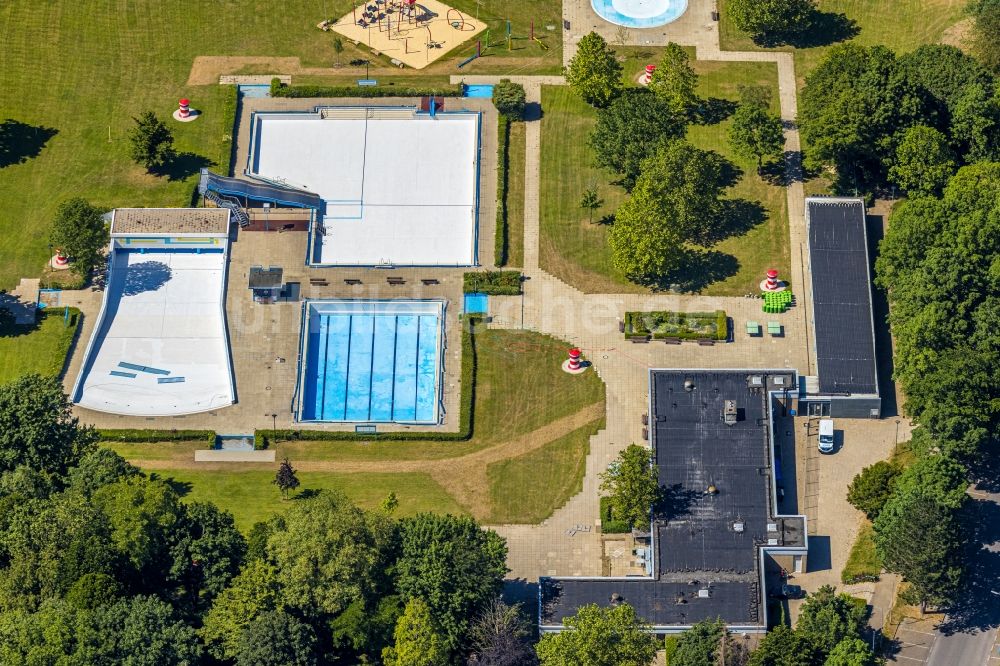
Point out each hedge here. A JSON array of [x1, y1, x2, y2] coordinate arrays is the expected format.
[[462, 271, 522, 295], [256, 316, 481, 442], [218, 84, 239, 176], [98, 429, 217, 445], [600, 496, 631, 534], [624, 310, 728, 341], [270, 78, 463, 99], [495, 115, 511, 267]]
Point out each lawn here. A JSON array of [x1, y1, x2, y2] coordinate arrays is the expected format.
[[0, 308, 80, 383], [841, 521, 881, 584], [486, 417, 603, 524], [506, 120, 526, 267], [0, 1, 560, 291], [538, 55, 789, 295], [150, 469, 464, 533]]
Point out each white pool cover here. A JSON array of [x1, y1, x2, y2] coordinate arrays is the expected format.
[[73, 250, 235, 416], [249, 110, 479, 266]]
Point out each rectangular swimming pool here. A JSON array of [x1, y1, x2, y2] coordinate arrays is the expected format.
[[298, 300, 444, 423]]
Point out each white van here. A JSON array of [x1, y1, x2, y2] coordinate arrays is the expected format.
[[818, 419, 835, 453]]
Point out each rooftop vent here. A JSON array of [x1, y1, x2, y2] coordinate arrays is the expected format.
[[767, 538, 779, 546], [698, 588, 711, 598], [705, 484, 719, 495], [723, 400, 738, 426], [609, 593, 624, 606], [767, 522, 779, 532], [733, 521, 745, 532], [748, 375, 764, 387], [684, 378, 695, 392]]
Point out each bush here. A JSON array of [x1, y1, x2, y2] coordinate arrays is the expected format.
[[493, 79, 526, 120], [623, 310, 728, 341], [462, 271, 522, 295], [270, 78, 463, 99], [600, 496, 631, 533], [841, 523, 881, 584], [495, 116, 511, 267], [218, 84, 239, 176], [257, 317, 480, 443]]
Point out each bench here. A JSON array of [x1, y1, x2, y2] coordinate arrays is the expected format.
[[661, 337, 681, 344], [697, 339, 715, 346], [421, 278, 440, 285], [767, 321, 783, 336], [387, 277, 406, 285], [344, 278, 362, 285], [309, 278, 329, 286], [746, 320, 762, 336], [627, 335, 650, 343]]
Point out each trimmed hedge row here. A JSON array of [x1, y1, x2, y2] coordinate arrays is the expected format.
[[462, 271, 522, 295], [256, 316, 481, 442], [624, 310, 728, 341], [495, 115, 511, 267], [98, 429, 216, 444], [218, 84, 239, 176], [270, 78, 463, 99], [600, 496, 631, 534]]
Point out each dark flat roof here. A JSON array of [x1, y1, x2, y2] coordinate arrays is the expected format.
[[540, 579, 759, 628], [807, 198, 879, 396], [541, 370, 801, 629], [653, 371, 772, 575], [249, 266, 283, 289]]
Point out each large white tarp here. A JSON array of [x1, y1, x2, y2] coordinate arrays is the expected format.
[[73, 250, 235, 416], [250, 111, 478, 266]]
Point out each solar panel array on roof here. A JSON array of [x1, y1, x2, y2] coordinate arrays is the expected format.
[[807, 199, 879, 396]]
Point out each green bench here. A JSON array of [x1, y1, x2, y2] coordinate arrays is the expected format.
[[767, 321, 782, 336], [746, 320, 761, 336]]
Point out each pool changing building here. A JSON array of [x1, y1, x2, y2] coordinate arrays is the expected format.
[[540, 370, 807, 634], [802, 197, 881, 418]]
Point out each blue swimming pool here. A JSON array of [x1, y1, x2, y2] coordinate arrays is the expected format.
[[463, 84, 494, 98], [590, 0, 688, 28], [299, 300, 444, 423], [464, 292, 488, 314]]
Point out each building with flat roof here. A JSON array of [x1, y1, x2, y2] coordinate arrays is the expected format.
[[803, 197, 881, 418], [540, 370, 807, 634]]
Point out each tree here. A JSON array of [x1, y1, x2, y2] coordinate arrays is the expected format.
[[608, 180, 685, 280], [0, 374, 97, 477], [76, 595, 202, 665], [169, 501, 247, 608], [824, 637, 878, 666], [396, 513, 508, 650], [747, 625, 812, 666], [873, 492, 964, 611], [737, 84, 773, 110], [537, 603, 657, 666], [600, 444, 658, 530], [969, 0, 1000, 72], [892, 454, 968, 510], [800, 43, 932, 190], [234, 609, 318, 666], [794, 585, 867, 657], [67, 447, 140, 497], [728, 104, 785, 173], [469, 599, 538, 666], [727, 0, 816, 43], [65, 573, 123, 610], [329, 595, 403, 662], [580, 186, 603, 223], [382, 597, 450, 666], [49, 198, 109, 276], [566, 32, 623, 107], [670, 618, 725, 666], [264, 491, 395, 619], [128, 111, 176, 171], [493, 79, 527, 120], [590, 87, 686, 190], [846, 461, 900, 521], [897, 44, 993, 120], [201, 559, 283, 660], [647, 42, 698, 116], [951, 82, 1000, 162], [888, 125, 956, 195], [273, 458, 300, 499]]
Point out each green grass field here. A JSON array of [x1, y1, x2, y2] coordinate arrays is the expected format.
[[0, 0, 560, 290], [841, 521, 881, 583], [718, 0, 966, 82], [538, 56, 789, 295], [506, 121, 526, 267], [152, 469, 464, 532], [486, 417, 602, 524], [0, 308, 80, 383]]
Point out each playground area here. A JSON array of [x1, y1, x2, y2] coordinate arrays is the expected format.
[[330, 0, 486, 69]]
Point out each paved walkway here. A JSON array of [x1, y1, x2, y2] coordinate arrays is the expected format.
[[472, 1, 817, 580]]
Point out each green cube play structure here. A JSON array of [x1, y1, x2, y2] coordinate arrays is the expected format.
[[762, 290, 793, 313]]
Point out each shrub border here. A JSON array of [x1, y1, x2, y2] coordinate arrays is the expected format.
[[99, 429, 217, 445], [270, 78, 463, 99], [462, 271, 523, 295], [624, 310, 729, 341], [600, 496, 631, 534]]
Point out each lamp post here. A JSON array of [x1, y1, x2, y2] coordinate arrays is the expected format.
[[270, 413, 278, 444], [895, 419, 900, 445]]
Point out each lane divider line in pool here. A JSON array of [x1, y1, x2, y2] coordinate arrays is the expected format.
[[388, 314, 400, 423], [364, 314, 377, 422], [341, 314, 355, 421], [319, 315, 332, 421]]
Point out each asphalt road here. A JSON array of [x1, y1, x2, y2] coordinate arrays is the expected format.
[[926, 485, 1000, 666]]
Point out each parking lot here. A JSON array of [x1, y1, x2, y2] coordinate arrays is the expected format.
[[891, 617, 938, 664]]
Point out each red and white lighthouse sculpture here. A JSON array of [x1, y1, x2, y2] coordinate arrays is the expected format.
[[641, 64, 656, 85], [173, 98, 199, 122], [562, 347, 586, 374], [759, 268, 786, 292]]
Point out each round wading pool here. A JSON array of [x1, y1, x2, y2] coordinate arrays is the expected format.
[[591, 0, 688, 28]]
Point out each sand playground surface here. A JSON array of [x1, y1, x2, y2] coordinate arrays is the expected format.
[[330, 0, 486, 69]]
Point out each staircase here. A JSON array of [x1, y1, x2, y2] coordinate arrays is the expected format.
[[204, 189, 249, 228]]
